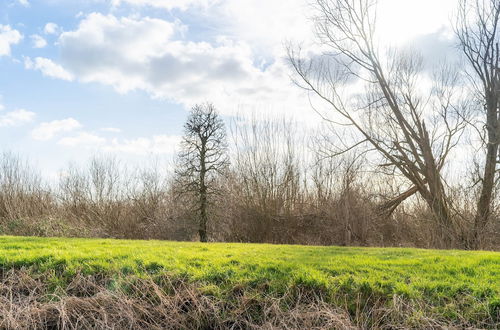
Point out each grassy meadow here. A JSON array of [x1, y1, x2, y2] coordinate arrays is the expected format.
[[0, 235, 499, 328]]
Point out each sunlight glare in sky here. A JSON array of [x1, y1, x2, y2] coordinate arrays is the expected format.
[[377, 0, 455, 45]]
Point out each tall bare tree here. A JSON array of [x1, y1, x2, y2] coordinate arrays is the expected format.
[[176, 103, 229, 242], [455, 0, 500, 249], [289, 0, 468, 247]]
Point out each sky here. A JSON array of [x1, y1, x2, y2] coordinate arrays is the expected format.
[[0, 0, 459, 177]]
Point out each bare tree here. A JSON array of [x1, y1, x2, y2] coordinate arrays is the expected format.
[[288, 0, 468, 247], [176, 103, 229, 242], [455, 0, 500, 249]]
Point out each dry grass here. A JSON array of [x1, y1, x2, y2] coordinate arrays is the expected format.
[[1, 269, 494, 329], [0, 270, 357, 330]]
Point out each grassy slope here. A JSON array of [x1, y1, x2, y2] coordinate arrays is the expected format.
[[0, 235, 499, 326]]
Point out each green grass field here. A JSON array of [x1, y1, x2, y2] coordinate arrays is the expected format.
[[0, 235, 499, 328]]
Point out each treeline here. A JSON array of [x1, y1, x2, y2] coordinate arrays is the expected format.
[[0, 114, 498, 250]]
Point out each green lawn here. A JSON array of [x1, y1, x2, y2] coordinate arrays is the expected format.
[[0, 235, 499, 326]]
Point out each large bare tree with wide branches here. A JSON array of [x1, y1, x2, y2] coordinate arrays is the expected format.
[[289, 0, 469, 247], [455, 0, 500, 249]]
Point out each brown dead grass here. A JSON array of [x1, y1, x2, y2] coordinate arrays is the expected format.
[[0, 270, 355, 330], [0, 270, 491, 329]]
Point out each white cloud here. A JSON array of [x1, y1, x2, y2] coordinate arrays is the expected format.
[[111, 0, 218, 10], [44, 22, 59, 35], [100, 127, 122, 133], [103, 135, 181, 155], [220, 0, 456, 52], [31, 118, 82, 141], [376, 0, 455, 45], [216, 0, 313, 57], [17, 0, 29, 7], [109, 0, 455, 49], [55, 131, 179, 155], [58, 132, 106, 147], [0, 25, 22, 57], [57, 13, 238, 97], [53, 13, 313, 120], [0, 109, 35, 127], [35, 2, 457, 125], [24, 57, 74, 81], [31, 34, 47, 48]]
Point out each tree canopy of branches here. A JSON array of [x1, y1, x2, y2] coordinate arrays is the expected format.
[[176, 103, 229, 242], [288, 0, 469, 247], [455, 0, 500, 249]]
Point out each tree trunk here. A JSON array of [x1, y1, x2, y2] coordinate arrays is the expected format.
[[471, 100, 499, 249], [199, 188, 208, 242], [199, 141, 208, 242], [471, 153, 496, 249], [427, 192, 454, 248], [420, 126, 455, 247], [377, 185, 419, 217]]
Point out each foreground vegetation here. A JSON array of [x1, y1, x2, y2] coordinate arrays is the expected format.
[[0, 235, 498, 328]]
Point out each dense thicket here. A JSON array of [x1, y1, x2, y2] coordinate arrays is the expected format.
[[0, 115, 498, 250]]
